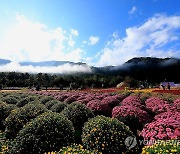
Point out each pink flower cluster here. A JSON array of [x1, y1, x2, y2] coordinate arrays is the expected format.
[[86, 99, 112, 116], [121, 95, 145, 109], [140, 96, 180, 141], [30, 91, 124, 116], [112, 96, 152, 124], [154, 111, 180, 121], [112, 105, 151, 124], [174, 98, 180, 111], [101, 96, 120, 108], [141, 118, 180, 140], [145, 97, 171, 114]]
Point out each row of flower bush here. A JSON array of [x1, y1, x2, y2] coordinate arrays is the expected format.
[[0, 91, 179, 153]]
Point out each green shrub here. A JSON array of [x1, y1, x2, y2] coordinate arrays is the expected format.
[[5, 102, 48, 139], [0, 101, 8, 130], [62, 102, 94, 143], [159, 93, 178, 103], [117, 115, 143, 135], [50, 102, 67, 113], [39, 96, 55, 104], [140, 92, 151, 103], [45, 100, 61, 109], [2, 96, 19, 104], [61, 102, 94, 130], [10, 112, 74, 154], [82, 116, 139, 154], [0, 101, 17, 130], [16, 96, 37, 107], [0, 131, 8, 153], [121, 91, 132, 97], [142, 140, 180, 154], [59, 144, 98, 154], [0, 92, 8, 97]]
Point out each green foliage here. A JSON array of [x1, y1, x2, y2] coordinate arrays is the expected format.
[[5, 102, 48, 139], [0, 101, 17, 130], [61, 102, 94, 130], [39, 96, 55, 104], [10, 112, 74, 154], [117, 115, 143, 135], [0, 101, 8, 130], [121, 91, 132, 97], [139, 92, 151, 103], [61, 102, 94, 143], [50, 102, 67, 113], [1, 95, 19, 104], [142, 140, 180, 154], [59, 144, 98, 154], [0, 131, 8, 154], [45, 100, 61, 109], [82, 115, 138, 154], [159, 93, 178, 103], [16, 96, 37, 107]]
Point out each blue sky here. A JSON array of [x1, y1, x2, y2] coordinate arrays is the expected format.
[[0, 0, 180, 67]]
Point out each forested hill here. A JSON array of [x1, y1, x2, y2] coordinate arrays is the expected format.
[[0, 57, 180, 83], [92, 57, 180, 82]]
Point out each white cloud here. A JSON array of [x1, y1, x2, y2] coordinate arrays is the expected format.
[[112, 31, 119, 38], [0, 62, 91, 74], [68, 29, 79, 47], [129, 6, 137, 15], [82, 40, 87, 44], [68, 40, 75, 47], [98, 15, 180, 66], [70, 29, 79, 36], [89, 36, 99, 45], [0, 14, 83, 62], [65, 48, 85, 62]]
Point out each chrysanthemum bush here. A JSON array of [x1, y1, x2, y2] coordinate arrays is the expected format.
[[101, 96, 120, 108], [45, 100, 61, 109], [64, 96, 77, 104], [9, 112, 75, 154], [112, 105, 151, 124], [61, 102, 94, 130], [0, 131, 8, 154], [139, 92, 152, 103], [50, 102, 67, 113], [82, 115, 139, 154], [159, 93, 179, 103], [5, 102, 48, 139], [154, 111, 180, 121], [145, 97, 171, 114], [58, 144, 98, 153], [0, 101, 17, 130], [141, 118, 180, 141], [61, 102, 94, 143], [16, 96, 37, 107], [1, 95, 19, 104], [112, 105, 152, 134], [174, 98, 180, 111], [120, 95, 145, 109], [55, 94, 68, 102], [142, 140, 180, 154], [39, 96, 55, 104], [86, 99, 112, 117]]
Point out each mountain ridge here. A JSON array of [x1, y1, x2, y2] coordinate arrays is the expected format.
[[1, 57, 180, 82]]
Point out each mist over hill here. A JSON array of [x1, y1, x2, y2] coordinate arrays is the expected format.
[[0, 57, 180, 82]]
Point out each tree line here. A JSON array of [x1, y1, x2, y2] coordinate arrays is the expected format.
[[0, 72, 143, 90]]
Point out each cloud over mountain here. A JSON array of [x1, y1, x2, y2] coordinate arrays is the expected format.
[[98, 14, 180, 66]]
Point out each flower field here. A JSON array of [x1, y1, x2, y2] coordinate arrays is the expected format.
[[0, 90, 179, 154]]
